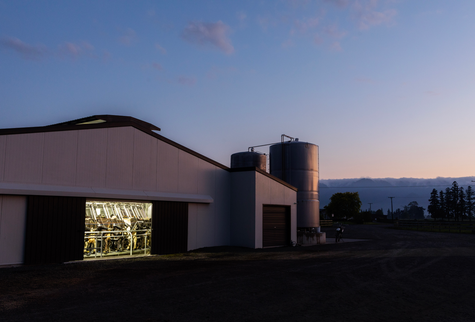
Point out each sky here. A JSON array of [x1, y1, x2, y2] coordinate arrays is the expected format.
[[1, 0, 475, 180]]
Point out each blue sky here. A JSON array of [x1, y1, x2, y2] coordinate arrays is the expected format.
[[1, 0, 475, 179]]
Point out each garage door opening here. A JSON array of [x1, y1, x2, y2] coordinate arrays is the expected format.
[[263, 205, 290, 248], [84, 200, 152, 259]]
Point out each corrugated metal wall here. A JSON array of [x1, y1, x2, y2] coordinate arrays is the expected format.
[[263, 205, 290, 247], [151, 201, 188, 254], [24, 196, 85, 264]]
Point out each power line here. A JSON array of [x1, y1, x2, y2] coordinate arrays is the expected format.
[[389, 197, 395, 220]]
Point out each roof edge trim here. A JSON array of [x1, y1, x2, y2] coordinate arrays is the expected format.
[[0, 182, 214, 204]]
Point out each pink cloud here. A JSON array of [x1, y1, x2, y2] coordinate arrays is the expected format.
[[178, 76, 196, 86], [324, 0, 350, 8], [257, 16, 272, 31], [281, 39, 294, 48], [152, 62, 162, 70], [287, 0, 310, 8], [292, 17, 320, 34], [236, 11, 247, 22], [330, 41, 342, 51], [236, 11, 248, 28], [1, 37, 99, 61], [58, 41, 94, 59], [0, 37, 47, 60], [314, 34, 324, 45], [206, 66, 237, 79], [155, 43, 167, 54], [353, 0, 397, 30], [102, 51, 111, 63], [324, 24, 346, 38], [63, 43, 81, 55], [325, 1, 397, 30], [119, 28, 137, 46], [181, 21, 234, 54]]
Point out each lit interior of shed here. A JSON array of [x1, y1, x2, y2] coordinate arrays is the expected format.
[[84, 201, 152, 259]]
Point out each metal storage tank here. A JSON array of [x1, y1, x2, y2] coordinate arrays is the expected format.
[[269, 139, 319, 228], [231, 151, 267, 171]]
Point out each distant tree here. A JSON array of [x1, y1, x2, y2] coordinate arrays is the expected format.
[[428, 189, 440, 220], [439, 190, 447, 220], [356, 210, 372, 223], [407, 201, 425, 220], [426, 181, 473, 221], [459, 187, 466, 220], [466, 186, 475, 222], [401, 205, 410, 219], [394, 208, 402, 219], [451, 181, 461, 221], [324, 192, 362, 220], [445, 187, 453, 220]]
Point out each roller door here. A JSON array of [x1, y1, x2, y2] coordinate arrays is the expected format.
[[24, 196, 85, 264], [151, 201, 188, 254], [263, 205, 290, 247]]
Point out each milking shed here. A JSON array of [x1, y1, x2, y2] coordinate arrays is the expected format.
[[0, 115, 313, 266]]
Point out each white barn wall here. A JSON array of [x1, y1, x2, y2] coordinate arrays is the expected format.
[[188, 161, 231, 250], [193, 160, 215, 248], [0, 127, 225, 200], [156, 140, 179, 193], [77, 129, 108, 188], [0, 136, 6, 182], [133, 130, 158, 191], [178, 150, 199, 194], [0, 196, 27, 266], [4, 133, 44, 184], [43, 131, 78, 186], [105, 127, 135, 189]]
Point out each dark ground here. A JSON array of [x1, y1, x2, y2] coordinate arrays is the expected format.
[[2, 224, 475, 322]]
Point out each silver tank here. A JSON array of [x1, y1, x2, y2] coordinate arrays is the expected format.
[[269, 141, 319, 228], [231, 151, 267, 172]]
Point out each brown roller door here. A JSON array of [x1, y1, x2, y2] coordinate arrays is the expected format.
[[263, 205, 290, 247], [151, 201, 188, 254], [24, 196, 86, 264]]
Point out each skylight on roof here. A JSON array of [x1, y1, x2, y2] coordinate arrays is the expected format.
[[76, 119, 106, 125]]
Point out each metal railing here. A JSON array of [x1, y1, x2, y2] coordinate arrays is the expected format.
[[84, 229, 151, 258], [320, 220, 333, 227]]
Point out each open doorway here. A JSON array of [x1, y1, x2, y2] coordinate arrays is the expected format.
[[84, 200, 152, 259]]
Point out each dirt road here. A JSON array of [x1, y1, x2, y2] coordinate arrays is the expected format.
[[1, 224, 475, 321]]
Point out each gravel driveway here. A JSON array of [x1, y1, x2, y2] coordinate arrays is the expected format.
[[1, 224, 475, 322]]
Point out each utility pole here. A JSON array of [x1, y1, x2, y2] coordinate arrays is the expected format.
[[388, 197, 395, 221], [368, 203, 373, 212]]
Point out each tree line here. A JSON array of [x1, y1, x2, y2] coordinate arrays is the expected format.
[[390, 201, 425, 220], [324, 192, 424, 222], [427, 181, 475, 221], [324, 181, 475, 223]]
